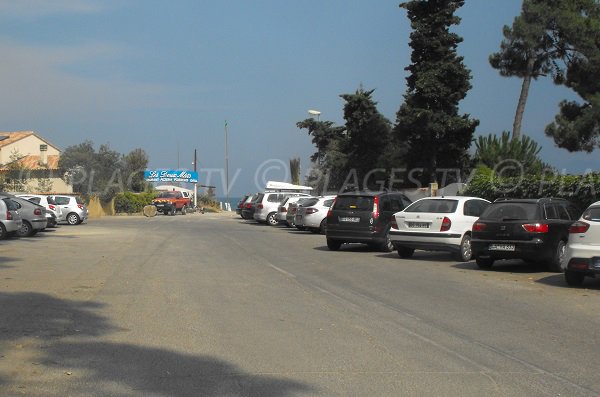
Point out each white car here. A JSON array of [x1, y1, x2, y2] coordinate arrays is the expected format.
[[563, 200, 600, 287], [17, 194, 64, 227], [390, 196, 490, 261], [295, 195, 336, 234], [47, 195, 88, 225], [254, 192, 311, 226], [277, 196, 309, 226]]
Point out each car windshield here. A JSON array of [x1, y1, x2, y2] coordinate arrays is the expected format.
[[157, 192, 178, 199], [404, 199, 458, 213], [334, 196, 374, 211], [582, 207, 600, 222], [481, 202, 539, 221]]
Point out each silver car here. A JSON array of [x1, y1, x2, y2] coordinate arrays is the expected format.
[[17, 194, 64, 227], [9, 196, 48, 237], [47, 195, 88, 225], [0, 196, 22, 239]]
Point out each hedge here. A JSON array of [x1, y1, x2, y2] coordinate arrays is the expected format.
[[114, 191, 158, 213], [463, 167, 600, 211]]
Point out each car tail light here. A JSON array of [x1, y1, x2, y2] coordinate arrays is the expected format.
[[390, 217, 398, 229], [522, 223, 549, 233], [472, 222, 486, 232], [305, 208, 318, 214], [6, 211, 12, 220], [49, 204, 56, 210], [327, 198, 337, 218], [568, 258, 590, 270], [34, 208, 42, 216], [245, 203, 251, 209], [569, 221, 590, 234], [257, 204, 264, 209], [440, 217, 451, 232], [372, 196, 380, 219], [77, 204, 84, 210]]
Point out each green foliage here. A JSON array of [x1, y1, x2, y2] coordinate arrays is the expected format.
[[114, 191, 158, 214], [198, 194, 219, 208], [296, 119, 346, 165], [289, 157, 301, 185], [473, 131, 550, 176], [395, 0, 478, 186], [464, 168, 600, 211], [5, 149, 29, 192]]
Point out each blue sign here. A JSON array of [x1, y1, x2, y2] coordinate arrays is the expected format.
[[144, 170, 198, 183]]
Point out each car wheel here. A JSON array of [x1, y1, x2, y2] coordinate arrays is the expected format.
[[547, 240, 566, 272], [267, 212, 278, 226], [181, 205, 187, 215], [17, 220, 33, 237], [455, 234, 472, 262], [67, 213, 80, 225], [397, 247, 415, 258], [565, 270, 585, 287], [0, 223, 6, 240], [380, 229, 394, 252], [319, 218, 327, 234], [327, 239, 342, 251], [475, 257, 494, 269]]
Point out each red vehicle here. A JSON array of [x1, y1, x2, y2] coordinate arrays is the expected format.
[[152, 191, 191, 215]]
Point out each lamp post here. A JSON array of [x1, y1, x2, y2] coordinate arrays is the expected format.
[[308, 109, 321, 121]]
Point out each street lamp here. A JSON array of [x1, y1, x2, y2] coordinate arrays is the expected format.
[[308, 109, 321, 121]]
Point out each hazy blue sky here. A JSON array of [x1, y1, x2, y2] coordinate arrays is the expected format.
[[0, 0, 595, 197]]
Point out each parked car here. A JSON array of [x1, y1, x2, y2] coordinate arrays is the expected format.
[[241, 194, 258, 220], [0, 196, 22, 239], [47, 195, 88, 225], [276, 196, 305, 226], [236, 195, 252, 218], [9, 196, 48, 237], [17, 194, 64, 227], [326, 191, 412, 252], [286, 197, 317, 228], [390, 196, 490, 261], [254, 192, 311, 226], [471, 198, 580, 271], [563, 200, 600, 286], [295, 196, 337, 234]]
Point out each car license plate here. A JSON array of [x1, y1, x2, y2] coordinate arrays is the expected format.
[[489, 244, 515, 251], [340, 217, 360, 223], [408, 222, 429, 229]]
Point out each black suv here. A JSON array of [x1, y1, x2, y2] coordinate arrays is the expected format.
[[471, 198, 580, 271], [325, 191, 411, 252]]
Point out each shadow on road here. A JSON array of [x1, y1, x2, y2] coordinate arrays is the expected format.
[[452, 260, 549, 274], [536, 274, 600, 290], [0, 292, 313, 396]]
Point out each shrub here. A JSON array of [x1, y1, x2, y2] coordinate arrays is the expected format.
[[114, 191, 158, 213]]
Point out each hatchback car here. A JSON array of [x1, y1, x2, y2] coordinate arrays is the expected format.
[[326, 191, 411, 252], [8, 196, 48, 237], [286, 197, 317, 228], [47, 195, 88, 225], [471, 198, 579, 271], [254, 192, 311, 226], [277, 196, 307, 226], [18, 194, 64, 227], [390, 196, 490, 261], [241, 194, 258, 220], [0, 196, 22, 239], [295, 196, 336, 234], [563, 201, 600, 286], [236, 195, 252, 218]]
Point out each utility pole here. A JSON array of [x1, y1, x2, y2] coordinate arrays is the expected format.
[[224, 120, 229, 211], [193, 149, 197, 208]]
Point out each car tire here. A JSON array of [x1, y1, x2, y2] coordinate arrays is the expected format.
[[327, 239, 342, 251], [547, 240, 566, 272], [380, 229, 394, 252], [455, 234, 472, 262], [67, 213, 80, 225], [0, 223, 6, 240], [17, 220, 34, 237], [181, 205, 187, 215], [319, 218, 327, 234], [267, 212, 278, 226], [397, 247, 415, 258], [565, 270, 585, 287], [475, 257, 494, 269]]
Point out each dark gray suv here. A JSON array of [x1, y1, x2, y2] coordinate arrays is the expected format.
[[325, 191, 411, 252]]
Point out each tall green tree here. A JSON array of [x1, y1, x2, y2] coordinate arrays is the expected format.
[[122, 148, 149, 192], [296, 119, 346, 165], [395, 0, 479, 186], [340, 87, 392, 189], [489, 0, 557, 141], [289, 157, 301, 185]]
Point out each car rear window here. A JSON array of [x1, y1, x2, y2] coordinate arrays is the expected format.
[[300, 198, 319, 207], [333, 196, 374, 211], [404, 199, 458, 213], [54, 196, 70, 205], [481, 202, 539, 221], [27, 197, 41, 204], [3, 198, 19, 211], [582, 207, 600, 222]]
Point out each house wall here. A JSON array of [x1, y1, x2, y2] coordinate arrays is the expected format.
[[0, 135, 60, 164], [22, 177, 73, 194]]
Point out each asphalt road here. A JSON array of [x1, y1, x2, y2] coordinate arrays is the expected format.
[[1, 213, 599, 396]]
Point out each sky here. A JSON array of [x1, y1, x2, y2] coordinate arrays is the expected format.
[[0, 0, 597, 198]]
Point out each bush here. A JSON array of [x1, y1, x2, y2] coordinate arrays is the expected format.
[[114, 191, 158, 213], [464, 167, 600, 211]]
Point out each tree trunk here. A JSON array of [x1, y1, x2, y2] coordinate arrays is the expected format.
[[513, 56, 535, 141]]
